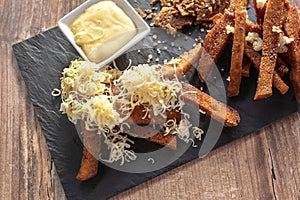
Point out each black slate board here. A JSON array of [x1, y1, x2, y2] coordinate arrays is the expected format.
[[12, 1, 300, 199]]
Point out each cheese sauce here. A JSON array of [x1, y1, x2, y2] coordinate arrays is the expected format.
[[69, 1, 136, 63]]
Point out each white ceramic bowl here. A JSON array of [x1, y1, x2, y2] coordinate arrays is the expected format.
[[58, 0, 150, 67]]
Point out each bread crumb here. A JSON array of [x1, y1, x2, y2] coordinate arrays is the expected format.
[[154, 7, 193, 32], [135, 8, 147, 19], [146, 13, 154, 20], [145, 9, 152, 14], [197, 36, 204, 43], [150, 0, 158, 5], [154, 0, 231, 31]]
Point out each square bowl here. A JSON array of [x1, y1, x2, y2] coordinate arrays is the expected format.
[[58, 0, 150, 67]]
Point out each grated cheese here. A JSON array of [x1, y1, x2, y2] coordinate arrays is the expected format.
[[193, 127, 204, 140], [246, 32, 263, 51], [114, 64, 183, 118], [278, 33, 294, 53], [59, 60, 121, 130], [59, 60, 205, 165], [51, 88, 61, 96], [147, 157, 155, 164], [226, 25, 235, 34]]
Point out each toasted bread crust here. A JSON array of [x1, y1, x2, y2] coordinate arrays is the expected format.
[[283, 4, 300, 102], [254, 0, 285, 100], [179, 43, 203, 67], [127, 105, 181, 125], [163, 43, 202, 78], [180, 83, 240, 127], [246, 20, 262, 34], [227, 0, 249, 12], [242, 56, 251, 77], [275, 58, 289, 78], [203, 10, 234, 61], [123, 124, 177, 150], [135, 8, 147, 19], [228, 10, 247, 97], [147, 132, 177, 150], [210, 13, 223, 25], [279, 53, 292, 66]]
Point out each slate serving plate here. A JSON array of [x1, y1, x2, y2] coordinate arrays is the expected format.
[[12, 0, 300, 199]]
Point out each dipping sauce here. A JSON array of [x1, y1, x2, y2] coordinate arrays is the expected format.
[[69, 1, 136, 63]]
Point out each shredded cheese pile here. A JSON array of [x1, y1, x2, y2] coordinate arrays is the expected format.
[[60, 60, 121, 130], [246, 32, 263, 52], [114, 64, 183, 118], [58, 60, 203, 165]]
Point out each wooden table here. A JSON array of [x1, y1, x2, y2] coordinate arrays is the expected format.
[[1, 0, 299, 199]]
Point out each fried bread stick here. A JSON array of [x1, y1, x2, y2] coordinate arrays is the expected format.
[[76, 121, 100, 181], [228, 0, 249, 12], [254, 0, 285, 100], [228, 10, 247, 97], [197, 10, 235, 81], [180, 82, 240, 127], [283, 4, 300, 102], [147, 132, 177, 150], [210, 13, 223, 25], [162, 43, 202, 78], [275, 58, 289, 78]]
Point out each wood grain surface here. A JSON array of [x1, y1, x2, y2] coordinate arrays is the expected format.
[[1, 0, 299, 199]]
